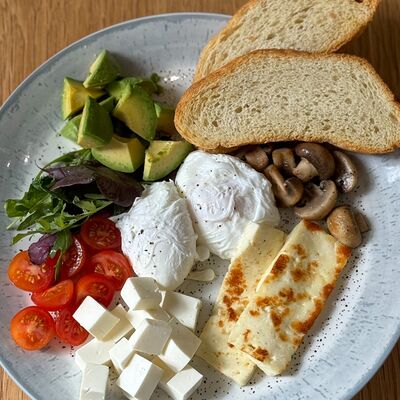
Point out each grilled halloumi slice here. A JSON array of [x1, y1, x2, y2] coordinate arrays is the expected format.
[[197, 222, 286, 386], [229, 220, 351, 376]]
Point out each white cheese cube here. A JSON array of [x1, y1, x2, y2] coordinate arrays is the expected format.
[[73, 296, 120, 340], [152, 357, 175, 382], [121, 277, 161, 310], [126, 307, 170, 330], [153, 358, 203, 400], [158, 319, 201, 372], [103, 304, 134, 343], [129, 318, 172, 355], [79, 363, 109, 400], [75, 338, 114, 371], [109, 338, 135, 374], [165, 365, 203, 400], [117, 354, 163, 400], [75, 305, 134, 371], [161, 291, 202, 331]]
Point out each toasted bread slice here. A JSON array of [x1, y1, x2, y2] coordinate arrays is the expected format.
[[175, 50, 400, 153], [194, 0, 380, 81]]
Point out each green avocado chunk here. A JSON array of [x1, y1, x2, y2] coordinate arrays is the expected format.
[[61, 77, 104, 120], [155, 104, 177, 135], [77, 97, 113, 148], [106, 77, 143, 99], [92, 134, 145, 173], [112, 86, 157, 141], [60, 97, 115, 143], [83, 50, 120, 88], [143, 140, 193, 181], [106, 73, 162, 98]]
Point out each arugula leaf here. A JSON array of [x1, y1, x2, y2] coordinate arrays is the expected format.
[[51, 230, 72, 280]]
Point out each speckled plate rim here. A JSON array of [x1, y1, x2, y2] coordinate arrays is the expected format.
[[0, 12, 398, 400]]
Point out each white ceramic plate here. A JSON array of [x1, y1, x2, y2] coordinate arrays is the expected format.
[[0, 13, 399, 400]]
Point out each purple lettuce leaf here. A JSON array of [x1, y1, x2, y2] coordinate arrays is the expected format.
[[46, 166, 96, 189], [28, 233, 57, 265], [94, 166, 144, 207]]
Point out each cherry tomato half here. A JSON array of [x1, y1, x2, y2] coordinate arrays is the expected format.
[[55, 308, 89, 346], [75, 273, 116, 307], [60, 236, 88, 280], [8, 251, 54, 292], [31, 280, 74, 311], [87, 251, 134, 290], [11, 306, 55, 351], [80, 217, 121, 251]]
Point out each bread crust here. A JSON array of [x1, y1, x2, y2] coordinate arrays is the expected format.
[[177, 49, 400, 154], [194, 0, 381, 81]]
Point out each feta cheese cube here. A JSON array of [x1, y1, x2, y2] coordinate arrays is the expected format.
[[129, 318, 172, 355], [75, 338, 114, 371], [153, 358, 203, 400], [159, 319, 201, 372], [126, 307, 170, 330], [79, 363, 109, 400], [75, 305, 134, 371], [121, 277, 161, 310], [73, 296, 120, 339], [117, 354, 163, 400], [109, 337, 135, 374], [103, 304, 134, 343], [152, 357, 175, 382], [165, 365, 203, 400], [161, 291, 202, 331]]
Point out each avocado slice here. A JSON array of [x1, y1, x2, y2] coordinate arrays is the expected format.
[[61, 77, 104, 120], [92, 135, 145, 173], [97, 96, 116, 113], [155, 104, 177, 135], [60, 97, 115, 143], [105, 74, 162, 100], [106, 77, 142, 99], [83, 50, 119, 88], [77, 97, 113, 148], [143, 140, 193, 181], [113, 86, 157, 141]]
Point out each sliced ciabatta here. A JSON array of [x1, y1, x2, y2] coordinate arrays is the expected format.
[[194, 0, 380, 81], [175, 50, 400, 154]]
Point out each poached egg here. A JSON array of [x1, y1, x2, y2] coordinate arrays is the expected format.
[[175, 150, 280, 259], [116, 181, 197, 290]]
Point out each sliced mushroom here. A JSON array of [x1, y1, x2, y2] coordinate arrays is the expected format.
[[295, 143, 335, 180], [245, 147, 269, 171], [272, 148, 296, 175], [292, 158, 318, 182], [294, 180, 337, 220], [232, 145, 257, 160], [261, 144, 273, 156], [327, 205, 362, 248], [355, 212, 370, 233], [264, 165, 304, 207], [333, 151, 358, 193]]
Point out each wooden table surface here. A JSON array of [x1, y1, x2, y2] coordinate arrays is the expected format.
[[0, 0, 399, 399]]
